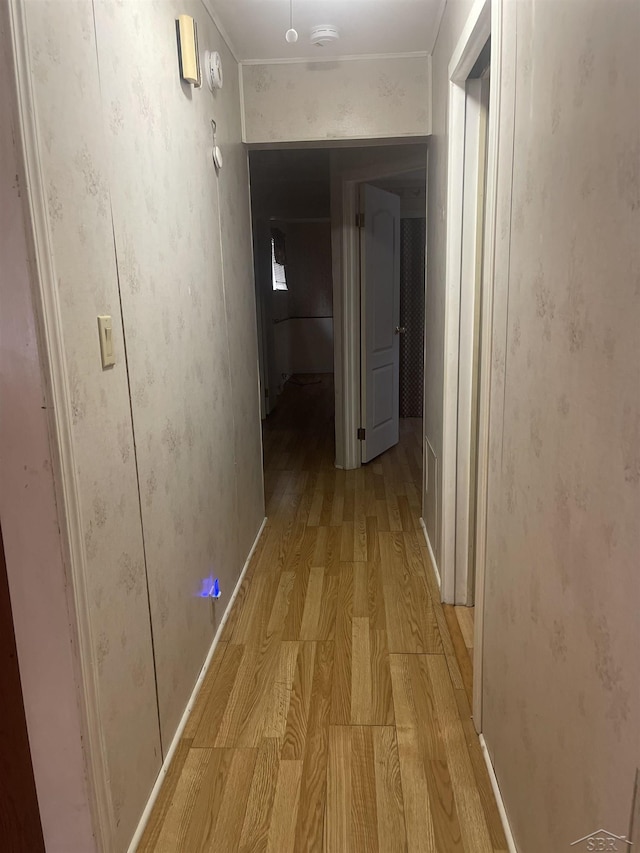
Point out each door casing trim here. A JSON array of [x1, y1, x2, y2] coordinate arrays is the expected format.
[[333, 152, 428, 471], [440, 0, 504, 732]]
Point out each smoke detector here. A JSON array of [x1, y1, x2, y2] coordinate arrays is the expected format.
[[310, 25, 340, 47]]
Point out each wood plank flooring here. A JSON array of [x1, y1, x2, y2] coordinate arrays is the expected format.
[[454, 607, 474, 653], [140, 375, 507, 852]]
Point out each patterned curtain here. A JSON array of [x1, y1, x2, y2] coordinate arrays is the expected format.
[[399, 218, 426, 418]]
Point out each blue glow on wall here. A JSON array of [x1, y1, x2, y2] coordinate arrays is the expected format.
[[198, 576, 221, 599]]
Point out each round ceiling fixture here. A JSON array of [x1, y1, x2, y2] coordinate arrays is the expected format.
[[310, 25, 340, 47]]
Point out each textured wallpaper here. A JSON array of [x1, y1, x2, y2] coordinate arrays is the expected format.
[[23, 0, 264, 849], [0, 19, 96, 848], [24, 2, 161, 845], [242, 55, 431, 143], [481, 1, 640, 849], [426, 1, 640, 849]]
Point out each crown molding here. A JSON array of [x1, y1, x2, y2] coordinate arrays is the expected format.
[[241, 50, 430, 67], [200, 0, 240, 63]]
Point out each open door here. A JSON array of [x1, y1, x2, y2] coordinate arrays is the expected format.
[[360, 184, 401, 464]]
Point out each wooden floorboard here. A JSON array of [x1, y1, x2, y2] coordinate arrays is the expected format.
[[142, 374, 507, 852], [443, 605, 474, 709], [454, 606, 475, 652]]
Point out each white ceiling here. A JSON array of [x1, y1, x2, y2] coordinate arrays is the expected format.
[[209, 0, 446, 62]]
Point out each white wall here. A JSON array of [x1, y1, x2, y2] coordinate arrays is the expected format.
[[242, 55, 431, 144], [274, 318, 334, 377], [288, 318, 334, 374]]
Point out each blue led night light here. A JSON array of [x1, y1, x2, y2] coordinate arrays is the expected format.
[[198, 576, 221, 599]]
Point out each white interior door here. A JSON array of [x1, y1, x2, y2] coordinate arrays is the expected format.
[[360, 184, 401, 464]]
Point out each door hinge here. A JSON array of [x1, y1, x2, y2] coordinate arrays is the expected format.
[[356, 212, 364, 228], [357, 427, 366, 440]]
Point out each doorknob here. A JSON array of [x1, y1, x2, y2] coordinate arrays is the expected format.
[[395, 326, 406, 335]]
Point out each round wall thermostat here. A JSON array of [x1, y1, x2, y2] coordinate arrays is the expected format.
[[205, 50, 223, 91]]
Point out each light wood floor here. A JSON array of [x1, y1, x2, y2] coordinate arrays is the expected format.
[[455, 607, 474, 654], [139, 375, 507, 852]]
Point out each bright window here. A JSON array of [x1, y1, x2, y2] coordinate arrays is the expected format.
[[271, 237, 288, 291]]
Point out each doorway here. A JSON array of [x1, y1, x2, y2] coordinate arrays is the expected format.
[[446, 50, 491, 706], [441, 0, 500, 731], [0, 522, 45, 852], [249, 145, 429, 491]]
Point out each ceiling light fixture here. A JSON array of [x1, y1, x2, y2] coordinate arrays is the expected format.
[[285, 0, 298, 43]]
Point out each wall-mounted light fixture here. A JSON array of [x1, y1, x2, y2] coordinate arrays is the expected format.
[[176, 14, 201, 87]]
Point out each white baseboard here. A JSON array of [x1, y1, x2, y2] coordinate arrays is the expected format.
[[479, 735, 518, 852], [419, 517, 441, 590], [127, 516, 268, 853]]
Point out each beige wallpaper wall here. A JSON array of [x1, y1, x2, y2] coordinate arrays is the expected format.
[[0, 10, 95, 847], [429, 1, 640, 850], [242, 55, 431, 144], [23, 0, 264, 849], [24, 3, 161, 845], [482, 1, 640, 849]]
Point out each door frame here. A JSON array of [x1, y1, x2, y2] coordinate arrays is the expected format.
[[332, 150, 428, 470], [0, 522, 46, 851], [440, 0, 503, 729], [454, 76, 489, 606]]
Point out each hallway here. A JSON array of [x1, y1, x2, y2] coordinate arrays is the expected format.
[[139, 376, 507, 852]]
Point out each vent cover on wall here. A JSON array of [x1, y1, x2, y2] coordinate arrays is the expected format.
[[310, 25, 340, 47]]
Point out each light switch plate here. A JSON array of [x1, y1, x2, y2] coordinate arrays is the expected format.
[[97, 315, 115, 368]]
